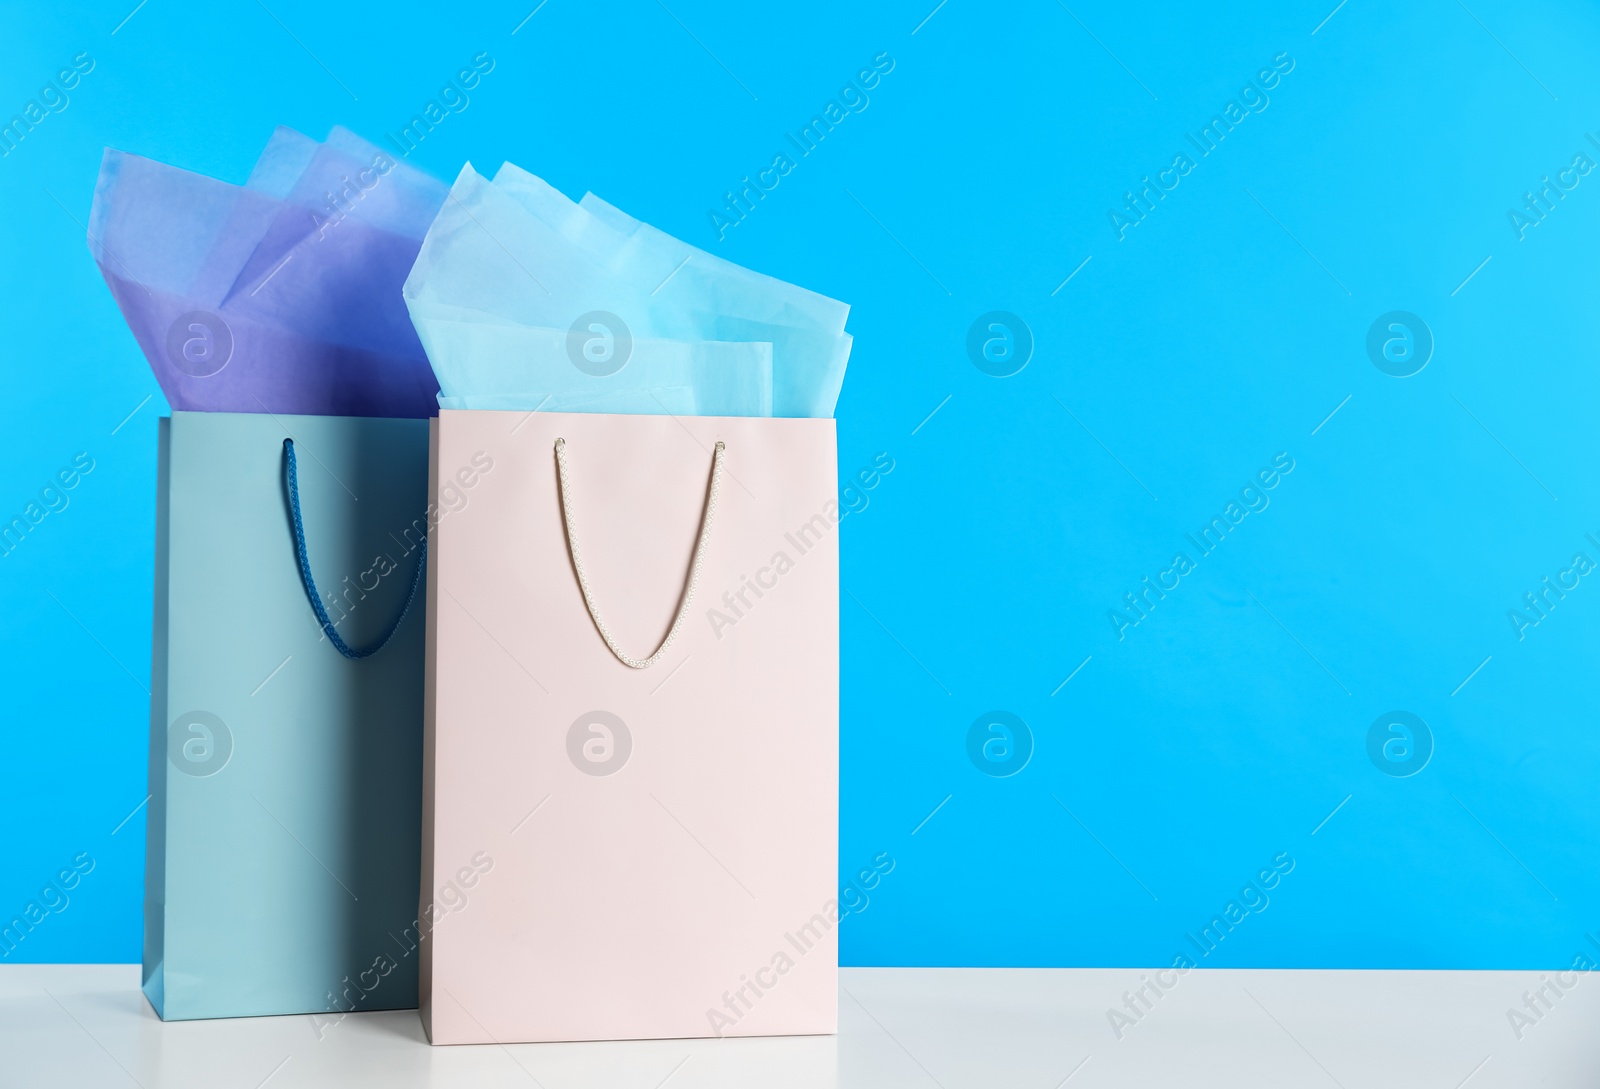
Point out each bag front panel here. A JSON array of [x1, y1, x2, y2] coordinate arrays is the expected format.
[[425, 409, 839, 1043], [156, 411, 428, 1019]]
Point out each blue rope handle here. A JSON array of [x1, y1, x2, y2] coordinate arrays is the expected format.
[[284, 438, 426, 660]]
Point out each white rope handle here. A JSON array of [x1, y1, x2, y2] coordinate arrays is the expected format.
[[553, 436, 726, 669]]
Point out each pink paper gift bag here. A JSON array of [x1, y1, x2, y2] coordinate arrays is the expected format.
[[419, 409, 839, 1044]]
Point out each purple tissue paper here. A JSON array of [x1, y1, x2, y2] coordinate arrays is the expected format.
[[88, 129, 445, 417]]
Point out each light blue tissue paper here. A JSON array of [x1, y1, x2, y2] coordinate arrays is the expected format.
[[436, 388, 698, 413], [574, 191, 641, 237], [404, 163, 848, 417], [575, 192, 852, 417], [404, 164, 631, 329], [488, 164, 664, 286], [579, 193, 850, 336], [407, 298, 772, 416]]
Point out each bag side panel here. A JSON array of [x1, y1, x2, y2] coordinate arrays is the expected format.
[[141, 416, 172, 1018], [419, 415, 441, 1041]]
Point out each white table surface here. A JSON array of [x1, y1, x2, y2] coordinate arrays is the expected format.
[[2, 964, 1594, 1088]]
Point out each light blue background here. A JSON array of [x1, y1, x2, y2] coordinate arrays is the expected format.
[[4, 0, 1598, 969]]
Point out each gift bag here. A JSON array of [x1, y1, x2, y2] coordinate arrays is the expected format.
[[91, 130, 448, 1020], [419, 409, 839, 1043], [146, 412, 429, 1019]]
